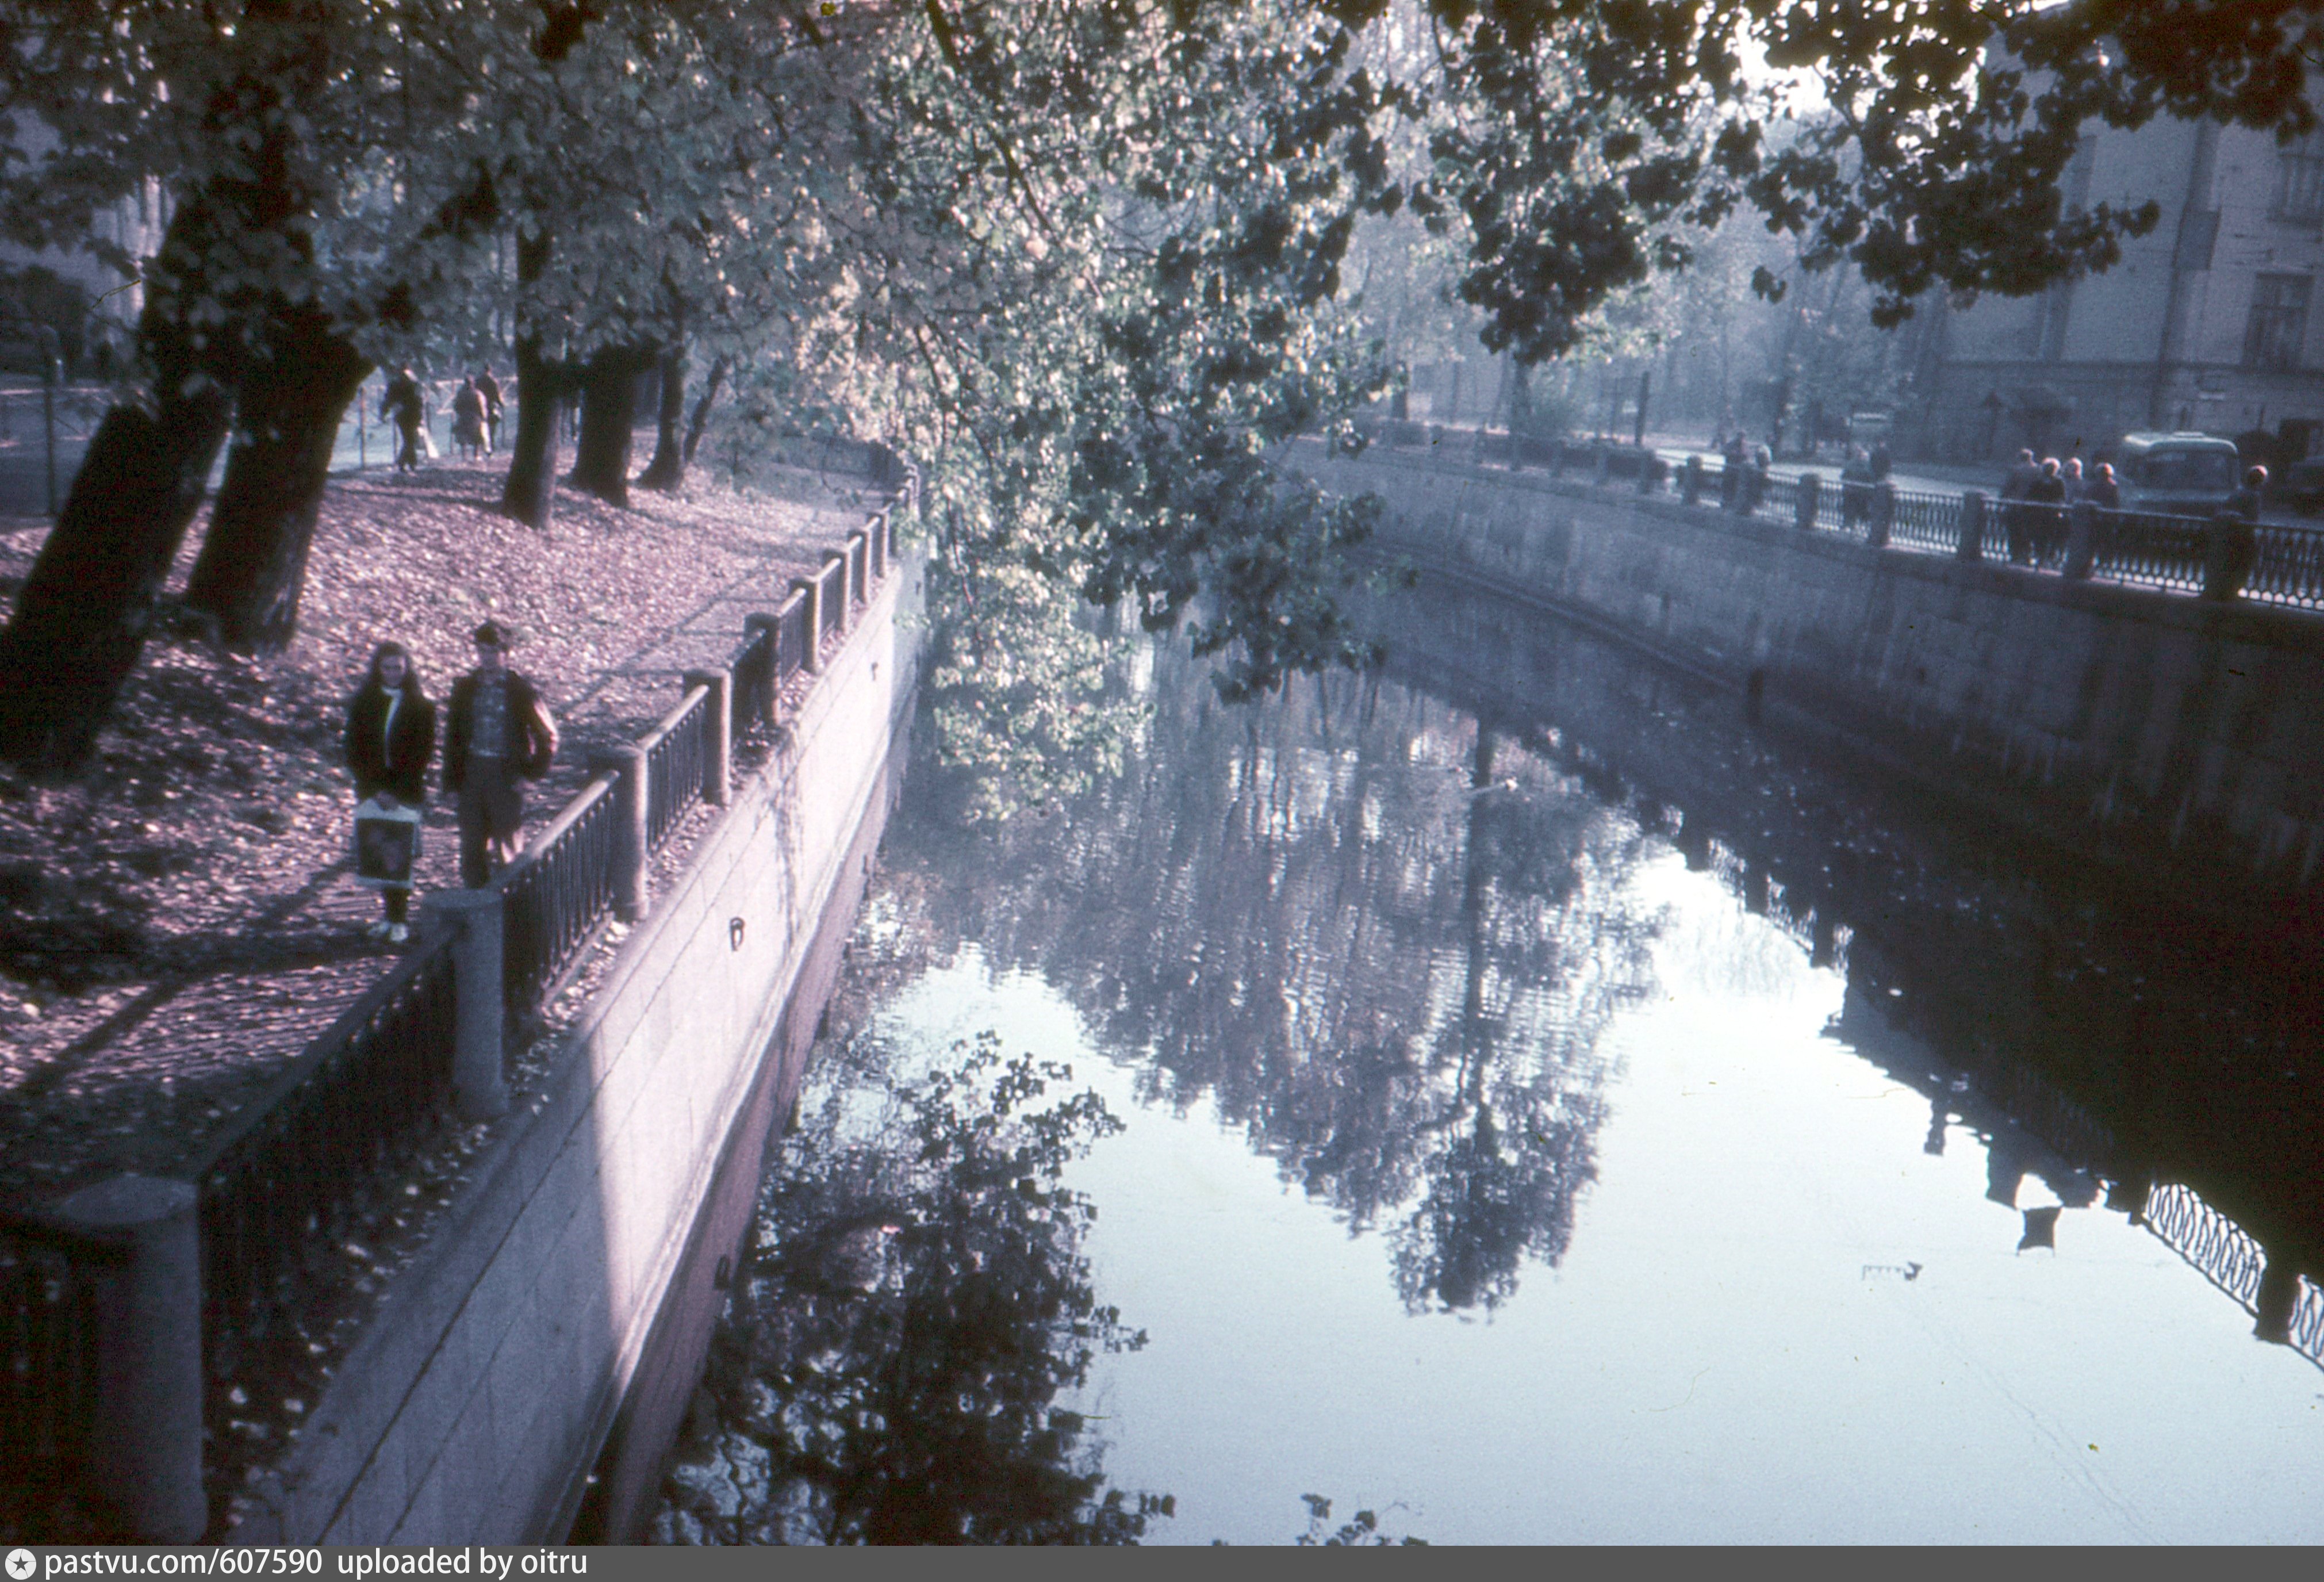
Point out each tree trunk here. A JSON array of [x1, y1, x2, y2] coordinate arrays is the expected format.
[[636, 342, 687, 491], [567, 342, 651, 505], [681, 355, 728, 465], [501, 229, 559, 528], [0, 385, 231, 775], [181, 306, 370, 653], [0, 199, 235, 776]]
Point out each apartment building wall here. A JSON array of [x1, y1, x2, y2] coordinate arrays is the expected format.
[[1918, 112, 2324, 464]]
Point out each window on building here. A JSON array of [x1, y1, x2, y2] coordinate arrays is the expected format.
[[2245, 273, 2313, 370], [2276, 139, 2324, 223]]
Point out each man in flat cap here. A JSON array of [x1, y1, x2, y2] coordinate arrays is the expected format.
[[444, 620, 559, 887]]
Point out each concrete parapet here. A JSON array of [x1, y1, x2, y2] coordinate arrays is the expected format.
[[53, 1175, 205, 1543], [1290, 440, 2324, 894], [421, 889, 509, 1122], [590, 745, 650, 923], [684, 668, 733, 807]]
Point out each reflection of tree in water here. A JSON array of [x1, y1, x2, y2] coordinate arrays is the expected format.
[[653, 1034, 1163, 1545], [898, 641, 1662, 1311]]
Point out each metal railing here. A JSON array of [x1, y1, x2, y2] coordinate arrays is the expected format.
[[1886, 486, 1958, 555], [2078, 509, 2208, 595], [642, 684, 711, 852], [775, 585, 812, 688], [190, 937, 461, 1363], [818, 556, 846, 647], [2245, 523, 2324, 610], [731, 622, 777, 743], [0, 458, 919, 1533], [1644, 453, 2324, 610], [2142, 1182, 2324, 1368], [497, 772, 620, 1018]]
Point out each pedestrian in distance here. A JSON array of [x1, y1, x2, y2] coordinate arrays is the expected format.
[[2061, 455, 2086, 502], [345, 642, 438, 944], [1745, 443, 1772, 514], [2206, 465, 2268, 601], [2000, 447, 2039, 563], [2083, 462, 2121, 510], [1840, 444, 1872, 530], [2223, 464, 2268, 523], [2026, 457, 2069, 565], [1868, 439, 1892, 482], [451, 376, 488, 461], [475, 367, 504, 453], [444, 620, 560, 890], [382, 367, 427, 473]]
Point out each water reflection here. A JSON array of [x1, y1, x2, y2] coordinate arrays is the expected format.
[[672, 575, 2324, 1541], [653, 1034, 1161, 1545], [903, 644, 1664, 1313]]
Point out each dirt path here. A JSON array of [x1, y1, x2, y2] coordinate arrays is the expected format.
[[0, 453, 885, 1197]]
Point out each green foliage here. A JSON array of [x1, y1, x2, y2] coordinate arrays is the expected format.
[[662, 1032, 1157, 1546], [1295, 1493, 1428, 1546], [6, 0, 2311, 763]]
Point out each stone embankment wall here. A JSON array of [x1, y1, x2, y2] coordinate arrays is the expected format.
[[232, 551, 922, 1545], [1297, 442, 2324, 893]]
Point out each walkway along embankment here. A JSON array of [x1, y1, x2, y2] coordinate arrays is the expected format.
[[1296, 438, 2324, 905], [235, 501, 925, 1545], [1, 466, 923, 1543]]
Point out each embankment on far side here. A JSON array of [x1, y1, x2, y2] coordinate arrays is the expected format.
[[1294, 441, 2324, 899], [229, 544, 923, 1546]]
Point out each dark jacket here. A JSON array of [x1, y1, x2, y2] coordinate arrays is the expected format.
[[382, 373, 423, 429], [345, 683, 438, 805], [444, 669, 558, 790]]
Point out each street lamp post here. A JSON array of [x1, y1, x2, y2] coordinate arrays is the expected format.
[[38, 324, 61, 517]]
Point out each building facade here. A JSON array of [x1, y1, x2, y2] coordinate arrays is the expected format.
[[0, 112, 165, 376], [1911, 112, 2324, 466]]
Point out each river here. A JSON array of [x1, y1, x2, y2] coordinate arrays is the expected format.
[[651, 578, 2324, 1545]]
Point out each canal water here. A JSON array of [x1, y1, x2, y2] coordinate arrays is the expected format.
[[654, 581, 2324, 1545]]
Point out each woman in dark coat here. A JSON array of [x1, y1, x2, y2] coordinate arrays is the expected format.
[[344, 642, 439, 942]]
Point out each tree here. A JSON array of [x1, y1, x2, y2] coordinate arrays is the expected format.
[[659, 1033, 1159, 1546], [0, 1, 378, 765], [3, 0, 2311, 776]]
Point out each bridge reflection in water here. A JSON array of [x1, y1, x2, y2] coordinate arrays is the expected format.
[[664, 575, 2324, 1544]]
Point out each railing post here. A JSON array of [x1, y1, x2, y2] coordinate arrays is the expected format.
[[790, 576, 823, 675], [1796, 473, 1821, 531], [824, 550, 849, 635], [742, 613, 782, 726], [421, 890, 509, 1121], [2203, 516, 2257, 600], [2255, 1252, 2299, 1344], [1681, 455, 1703, 507], [1868, 482, 1895, 548], [847, 530, 868, 607], [591, 745, 651, 922], [1957, 491, 1988, 561], [869, 511, 887, 582], [684, 667, 732, 807], [54, 1175, 206, 1542], [2063, 500, 2098, 579]]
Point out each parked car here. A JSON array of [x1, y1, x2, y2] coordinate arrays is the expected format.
[[2276, 456, 2324, 516], [2104, 431, 2242, 516]]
